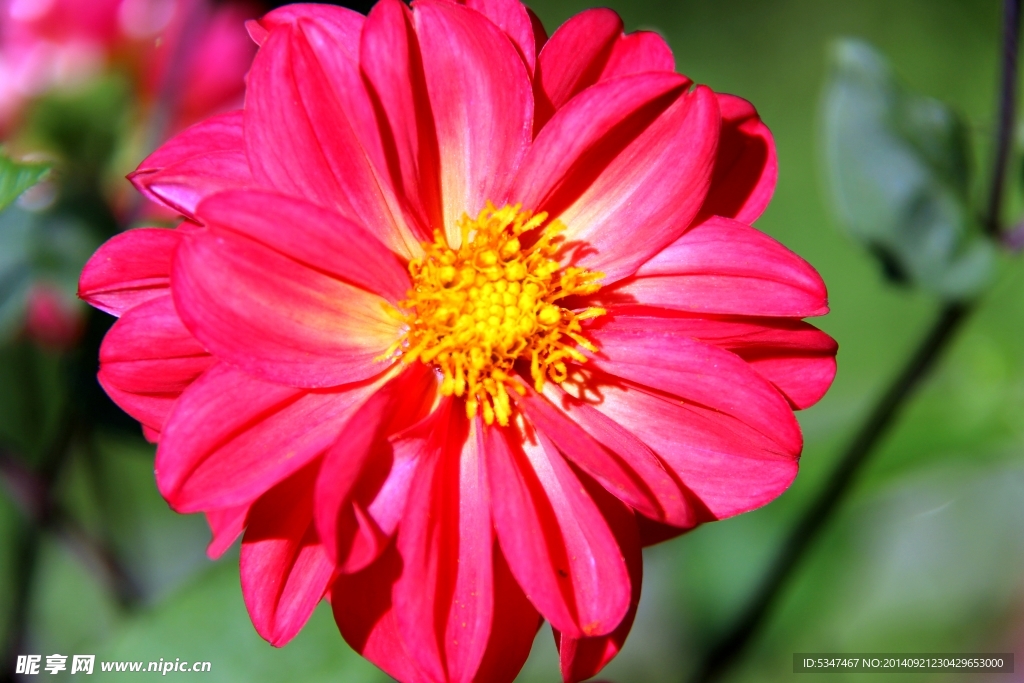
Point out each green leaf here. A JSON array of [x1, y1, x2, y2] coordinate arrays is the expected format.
[[0, 152, 51, 213], [821, 39, 994, 299]]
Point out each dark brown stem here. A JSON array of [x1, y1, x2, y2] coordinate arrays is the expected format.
[[0, 438, 56, 683], [0, 447, 141, 611], [689, 302, 970, 683], [79, 434, 144, 609], [49, 507, 143, 610], [986, 0, 1022, 237], [0, 516, 41, 683], [0, 437, 142, 681]]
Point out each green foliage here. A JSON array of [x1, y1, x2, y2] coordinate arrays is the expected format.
[[0, 153, 78, 345], [0, 153, 50, 213], [0, 208, 34, 341], [97, 565, 388, 683], [0, 342, 65, 460], [22, 75, 132, 178], [821, 39, 994, 299], [0, 205, 98, 344]]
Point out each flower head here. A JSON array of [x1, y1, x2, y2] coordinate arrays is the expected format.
[[80, 1, 837, 681], [396, 203, 606, 426]]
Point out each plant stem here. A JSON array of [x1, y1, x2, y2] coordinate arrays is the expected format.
[[987, 0, 1022, 238], [50, 505, 143, 610], [689, 301, 970, 683], [0, 516, 41, 683], [691, 2, 1023, 679], [0, 445, 142, 612], [0, 436, 59, 683], [0, 419, 139, 682]]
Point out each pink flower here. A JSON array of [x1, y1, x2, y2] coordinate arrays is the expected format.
[[0, 0, 256, 136], [0, 0, 118, 129], [129, 0, 259, 135], [80, 2, 837, 682], [25, 281, 84, 350]]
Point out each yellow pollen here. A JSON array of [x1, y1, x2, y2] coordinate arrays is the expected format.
[[390, 202, 605, 426]]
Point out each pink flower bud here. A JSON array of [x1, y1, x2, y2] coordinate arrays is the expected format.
[[25, 282, 84, 351]]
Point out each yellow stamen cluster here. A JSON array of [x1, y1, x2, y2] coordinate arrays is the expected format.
[[390, 203, 605, 426]]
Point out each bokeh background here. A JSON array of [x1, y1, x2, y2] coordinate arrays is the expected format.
[[2, 0, 1023, 681]]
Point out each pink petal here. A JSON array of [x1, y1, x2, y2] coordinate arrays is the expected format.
[[99, 295, 212, 395], [172, 224, 401, 389], [587, 323, 803, 456], [601, 314, 837, 410], [97, 377, 178, 434], [391, 404, 492, 682], [241, 459, 334, 646], [517, 385, 693, 527], [96, 295, 212, 431], [129, 112, 251, 220], [555, 482, 642, 683], [136, 112, 244, 169], [131, 152, 253, 222], [469, 546, 541, 683], [534, 10, 679, 132], [541, 378, 710, 529], [156, 365, 381, 513], [698, 94, 777, 224], [333, 546, 427, 683], [566, 366, 798, 522], [361, 0, 442, 238], [78, 228, 178, 317], [246, 18, 269, 46], [601, 215, 829, 317], [464, 0, 537, 75], [251, 4, 364, 47], [333, 502, 389, 579], [512, 72, 688, 221], [485, 420, 630, 638], [205, 503, 249, 559], [333, 540, 540, 683], [315, 364, 436, 570], [599, 30, 675, 81], [142, 425, 161, 443], [534, 8, 622, 128], [745, 352, 836, 411], [196, 190, 410, 303], [544, 85, 719, 284], [412, 0, 533, 243], [244, 22, 417, 257], [254, 5, 390, 187]]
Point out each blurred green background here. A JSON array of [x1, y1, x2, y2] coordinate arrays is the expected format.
[[3, 0, 1023, 681]]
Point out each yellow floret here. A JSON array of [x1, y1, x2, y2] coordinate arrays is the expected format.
[[390, 202, 604, 425]]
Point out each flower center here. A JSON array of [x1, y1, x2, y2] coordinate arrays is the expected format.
[[393, 203, 605, 426]]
